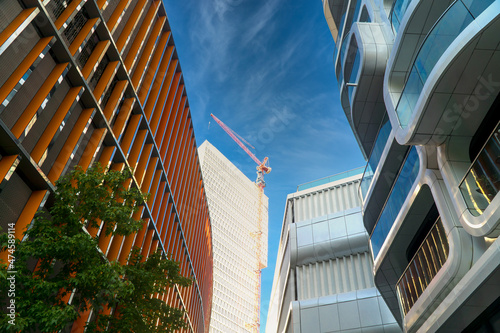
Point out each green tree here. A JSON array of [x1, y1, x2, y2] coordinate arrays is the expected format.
[[0, 164, 191, 332]]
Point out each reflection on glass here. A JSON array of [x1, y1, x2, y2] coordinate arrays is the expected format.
[[297, 167, 364, 192], [348, 50, 361, 103], [460, 122, 500, 216], [351, 0, 363, 27], [360, 116, 392, 199], [370, 147, 419, 259], [390, 0, 412, 32], [336, 0, 362, 83], [395, 0, 494, 127], [337, 13, 347, 49], [337, 33, 351, 84], [396, 218, 449, 316]]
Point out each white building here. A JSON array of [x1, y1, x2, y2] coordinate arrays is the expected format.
[[266, 169, 400, 332], [198, 140, 268, 332], [324, 0, 500, 332]]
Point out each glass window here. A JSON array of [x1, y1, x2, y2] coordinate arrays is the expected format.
[[371, 147, 420, 259]]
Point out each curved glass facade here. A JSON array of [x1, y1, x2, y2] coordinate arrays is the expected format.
[[335, 0, 362, 82], [395, 0, 494, 127], [370, 147, 420, 259], [348, 49, 361, 103], [360, 115, 391, 199], [337, 33, 350, 82], [390, 0, 412, 32]]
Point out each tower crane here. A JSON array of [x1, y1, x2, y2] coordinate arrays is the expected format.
[[210, 113, 270, 332]]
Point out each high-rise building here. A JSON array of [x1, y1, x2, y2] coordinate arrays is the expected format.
[[324, 0, 500, 332], [198, 140, 268, 333], [0, 1, 212, 331], [266, 169, 401, 333]]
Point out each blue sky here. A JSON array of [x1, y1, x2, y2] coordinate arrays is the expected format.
[[162, 0, 365, 330]]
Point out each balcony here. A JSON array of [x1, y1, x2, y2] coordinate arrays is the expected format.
[[396, 218, 449, 316], [459, 120, 500, 217], [370, 146, 420, 260], [334, 0, 363, 82], [338, 23, 392, 158], [394, 0, 495, 128]]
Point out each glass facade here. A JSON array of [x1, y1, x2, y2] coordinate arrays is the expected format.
[[390, 0, 412, 32], [395, 0, 494, 127], [370, 147, 420, 259], [360, 115, 391, 199], [297, 166, 364, 191], [334, 0, 361, 83]]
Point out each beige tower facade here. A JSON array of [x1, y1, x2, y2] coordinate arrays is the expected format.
[[198, 140, 268, 332]]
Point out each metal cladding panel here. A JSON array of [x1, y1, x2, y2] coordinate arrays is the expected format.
[[292, 176, 362, 223], [0, 1, 212, 332], [295, 252, 374, 299], [296, 288, 400, 333]]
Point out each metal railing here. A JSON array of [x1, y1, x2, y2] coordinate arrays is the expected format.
[[76, 33, 99, 69], [100, 77, 118, 108], [88, 56, 109, 91], [296, 167, 364, 192], [459, 119, 500, 216], [46, 0, 73, 20], [62, 8, 89, 46], [396, 218, 449, 316]]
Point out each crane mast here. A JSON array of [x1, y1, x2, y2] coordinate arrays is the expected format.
[[210, 113, 270, 332]]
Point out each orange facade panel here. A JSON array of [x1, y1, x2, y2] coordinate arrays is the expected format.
[[0, 1, 212, 332], [123, 0, 160, 71], [114, 0, 148, 53], [68, 17, 100, 56], [0, 7, 38, 51], [130, 18, 167, 88], [137, 39, 173, 105]]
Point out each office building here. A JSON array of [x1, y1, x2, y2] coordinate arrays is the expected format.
[[198, 140, 268, 333], [324, 0, 500, 332], [0, 1, 212, 331], [266, 169, 401, 332]]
